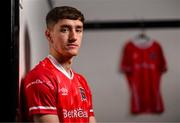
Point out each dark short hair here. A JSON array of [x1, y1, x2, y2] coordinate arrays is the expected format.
[[46, 6, 85, 29]]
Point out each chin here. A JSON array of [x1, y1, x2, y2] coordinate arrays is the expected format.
[[66, 52, 78, 57], [70, 50, 79, 55]]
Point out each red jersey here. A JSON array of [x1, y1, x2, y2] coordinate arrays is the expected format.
[[120, 39, 167, 114], [20, 55, 94, 122]]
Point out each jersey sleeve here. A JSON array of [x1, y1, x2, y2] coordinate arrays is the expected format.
[[120, 42, 133, 74], [23, 75, 57, 117], [156, 42, 168, 73], [89, 97, 95, 116], [88, 90, 95, 117]]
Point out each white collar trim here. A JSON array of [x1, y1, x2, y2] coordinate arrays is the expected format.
[[132, 38, 154, 49], [47, 55, 74, 79]]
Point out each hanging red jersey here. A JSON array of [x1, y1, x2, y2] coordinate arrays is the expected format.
[[20, 55, 95, 122], [120, 39, 167, 114]]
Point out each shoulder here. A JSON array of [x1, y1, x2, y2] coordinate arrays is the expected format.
[[122, 40, 134, 51], [22, 58, 56, 89], [73, 72, 87, 84], [26, 57, 54, 76], [124, 40, 132, 46], [74, 73, 90, 90], [74, 72, 87, 82], [152, 40, 163, 50], [151, 40, 160, 46]]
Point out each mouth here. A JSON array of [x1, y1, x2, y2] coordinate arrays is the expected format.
[[67, 44, 79, 49]]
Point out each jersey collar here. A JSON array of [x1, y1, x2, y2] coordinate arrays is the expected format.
[[47, 55, 74, 80]]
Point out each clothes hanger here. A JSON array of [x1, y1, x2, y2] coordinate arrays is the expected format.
[[132, 19, 152, 47], [137, 19, 150, 41], [137, 31, 150, 41], [133, 28, 151, 46], [136, 19, 150, 42]]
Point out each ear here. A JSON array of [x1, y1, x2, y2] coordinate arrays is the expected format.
[[45, 29, 53, 43]]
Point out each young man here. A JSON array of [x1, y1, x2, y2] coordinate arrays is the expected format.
[[20, 6, 96, 123]]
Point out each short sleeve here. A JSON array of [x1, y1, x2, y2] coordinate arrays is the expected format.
[[120, 42, 133, 74], [157, 42, 167, 73], [88, 95, 95, 117], [24, 78, 57, 117]]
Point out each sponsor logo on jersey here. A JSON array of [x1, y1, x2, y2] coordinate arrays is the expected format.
[[60, 87, 68, 95], [79, 87, 87, 101], [26, 79, 54, 89], [26, 79, 43, 89], [63, 108, 88, 118], [135, 62, 155, 69]]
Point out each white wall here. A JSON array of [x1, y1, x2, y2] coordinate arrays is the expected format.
[[20, 0, 180, 122], [19, 0, 49, 79], [73, 29, 180, 122], [53, 0, 180, 21]]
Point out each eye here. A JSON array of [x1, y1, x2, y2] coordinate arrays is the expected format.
[[76, 28, 83, 33], [60, 28, 69, 33]]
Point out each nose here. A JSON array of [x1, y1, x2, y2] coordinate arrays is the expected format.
[[69, 30, 77, 42]]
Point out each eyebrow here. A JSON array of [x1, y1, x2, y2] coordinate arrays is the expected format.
[[61, 24, 83, 29]]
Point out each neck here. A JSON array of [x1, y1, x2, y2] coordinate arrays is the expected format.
[[50, 53, 73, 73], [60, 59, 73, 73]]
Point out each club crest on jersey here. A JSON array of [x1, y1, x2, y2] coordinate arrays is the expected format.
[[79, 87, 87, 101], [149, 52, 157, 60]]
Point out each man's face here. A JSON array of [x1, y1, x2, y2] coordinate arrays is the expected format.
[[46, 19, 83, 58]]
